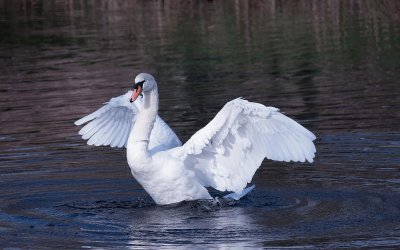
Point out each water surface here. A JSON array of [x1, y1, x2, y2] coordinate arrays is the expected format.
[[1, 1, 400, 248]]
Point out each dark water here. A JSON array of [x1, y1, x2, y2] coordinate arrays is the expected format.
[[1, 0, 400, 248]]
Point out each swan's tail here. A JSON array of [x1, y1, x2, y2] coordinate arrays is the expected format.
[[223, 185, 255, 200]]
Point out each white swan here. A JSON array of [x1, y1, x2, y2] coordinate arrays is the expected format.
[[75, 73, 316, 205]]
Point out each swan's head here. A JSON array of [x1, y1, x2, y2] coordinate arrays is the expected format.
[[130, 73, 157, 103]]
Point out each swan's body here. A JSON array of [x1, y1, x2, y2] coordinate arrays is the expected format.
[[75, 73, 316, 205]]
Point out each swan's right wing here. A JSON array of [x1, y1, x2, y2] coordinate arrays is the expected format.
[[75, 91, 181, 149]]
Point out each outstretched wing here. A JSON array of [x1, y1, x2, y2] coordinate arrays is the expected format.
[[75, 91, 181, 150], [173, 98, 316, 194]]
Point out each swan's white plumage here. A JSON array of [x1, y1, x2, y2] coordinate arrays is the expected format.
[[75, 91, 181, 150], [173, 98, 316, 194], [75, 73, 316, 205]]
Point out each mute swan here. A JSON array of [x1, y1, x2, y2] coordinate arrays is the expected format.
[[75, 73, 316, 205]]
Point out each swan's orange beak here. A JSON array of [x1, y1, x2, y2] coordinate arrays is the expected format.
[[130, 85, 142, 103]]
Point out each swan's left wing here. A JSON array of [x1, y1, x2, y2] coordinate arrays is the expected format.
[[173, 98, 316, 194], [75, 91, 181, 149]]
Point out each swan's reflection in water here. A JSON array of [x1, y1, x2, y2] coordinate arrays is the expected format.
[[123, 199, 264, 248], [62, 196, 266, 248]]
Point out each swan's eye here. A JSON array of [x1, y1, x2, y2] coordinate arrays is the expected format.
[[134, 80, 145, 90]]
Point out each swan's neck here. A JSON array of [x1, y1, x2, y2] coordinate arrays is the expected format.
[[127, 87, 159, 158]]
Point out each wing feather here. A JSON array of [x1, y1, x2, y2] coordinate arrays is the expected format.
[[111, 118, 126, 148], [75, 105, 112, 126], [80, 112, 110, 138], [84, 114, 114, 142], [93, 112, 119, 146], [102, 111, 122, 146], [173, 98, 316, 194], [87, 112, 117, 146], [120, 116, 131, 148], [75, 91, 181, 150]]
